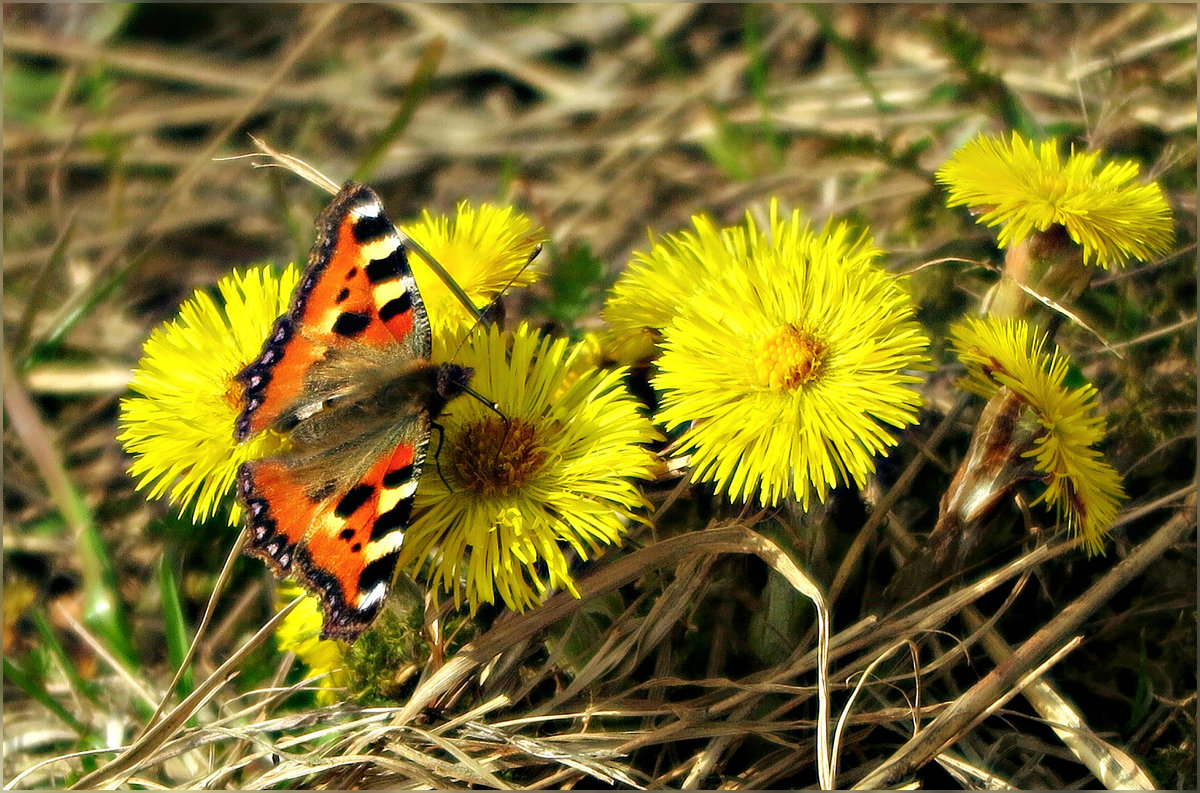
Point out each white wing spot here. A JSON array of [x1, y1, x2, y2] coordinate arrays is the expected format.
[[357, 581, 388, 611], [352, 202, 382, 219]]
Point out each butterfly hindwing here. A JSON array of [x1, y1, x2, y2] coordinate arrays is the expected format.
[[239, 424, 429, 640], [233, 181, 463, 642]]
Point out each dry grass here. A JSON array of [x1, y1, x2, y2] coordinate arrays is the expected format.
[[3, 4, 1196, 789]]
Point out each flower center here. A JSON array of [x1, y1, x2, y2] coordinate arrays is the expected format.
[[447, 416, 546, 495], [755, 324, 828, 391], [224, 374, 244, 414]]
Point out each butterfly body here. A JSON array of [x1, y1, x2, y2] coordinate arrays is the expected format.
[[234, 182, 470, 641]]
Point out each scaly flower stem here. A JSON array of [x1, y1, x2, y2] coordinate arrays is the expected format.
[[985, 225, 1090, 320], [891, 387, 1041, 603]]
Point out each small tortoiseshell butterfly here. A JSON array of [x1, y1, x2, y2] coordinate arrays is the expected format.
[[234, 182, 472, 642]]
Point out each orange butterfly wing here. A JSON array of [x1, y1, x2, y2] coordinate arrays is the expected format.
[[236, 184, 427, 441], [234, 183, 464, 641]]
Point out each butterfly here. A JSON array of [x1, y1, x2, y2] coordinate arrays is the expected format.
[[234, 182, 476, 642]]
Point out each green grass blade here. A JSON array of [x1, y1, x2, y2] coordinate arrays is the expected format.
[[158, 555, 195, 699], [30, 608, 102, 705], [626, 6, 686, 80], [805, 4, 894, 113], [12, 213, 79, 360], [25, 247, 150, 367], [4, 349, 138, 666], [924, 15, 1039, 138], [352, 36, 446, 183], [3, 656, 93, 738], [77, 520, 138, 668]]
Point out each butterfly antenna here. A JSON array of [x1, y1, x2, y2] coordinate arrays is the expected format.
[[463, 383, 504, 420], [498, 241, 543, 309], [430, 386, 505, 490], [492, 240, 543, 317], [216, 135, 342, 196], [505, 241, 544, 295], [395, 229, 487, 326], [407, 232, 545, 334]]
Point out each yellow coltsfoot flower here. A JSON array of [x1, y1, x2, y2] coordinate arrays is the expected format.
[[602, 205, 884, 365], [950, 316, 1126, 553], [403, 200, 543, 330], [602, 214, 744, 362], [937, 131, 1174, 268], [653, 202, 930, 509], [400, 323, 660, 613], [118, 265, 298, 524]]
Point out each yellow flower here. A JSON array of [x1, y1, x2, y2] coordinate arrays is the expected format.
[[275, 583, 349, 704], [399, 323, 660, 613], [118, 265, 297, 524], [653, 203, 930, 508], [950, 317, 1125, 553], [557, 330, 606, 397], [602, 214, 740, 361], [603, 204, 885, 365], [403, 201, 543, 329], [936, 131, 1174, 268]]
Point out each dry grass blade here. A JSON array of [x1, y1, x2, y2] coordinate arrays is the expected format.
[[3, 747, 126, 791], [1066, 17, 1199, 81], [1020, 676, 1157, 790], [716, 535, 1077, 725], [1009, 276, 1124, 360], [33, 4, 346, 354], [853, 510, 1195, 789], [830, 394, 971, 604], [0, 29, 343, 117], [392, 523, 835, 787], [934, 749, 1015, 788], [137, 533, 248, 735], [831, 638, 922, 782], [10, 210, 77, 357], [679, 697, 756, 788], [50, 601, 158, 712], [474, 732, 643, 790], [2, 349, 93, 538], [235, 135, 341, 196], [964, 575, 1159, 788], [69, 597, 303, 790], [395, 4, 587, 104], [1105, 314, 1197, 353]]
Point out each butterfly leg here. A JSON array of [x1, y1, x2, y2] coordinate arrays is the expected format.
[[428, 421, 457, 493]]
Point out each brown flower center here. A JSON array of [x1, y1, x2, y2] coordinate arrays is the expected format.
[[447, 416, 546, 495], [755, 324, 828, 391]]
